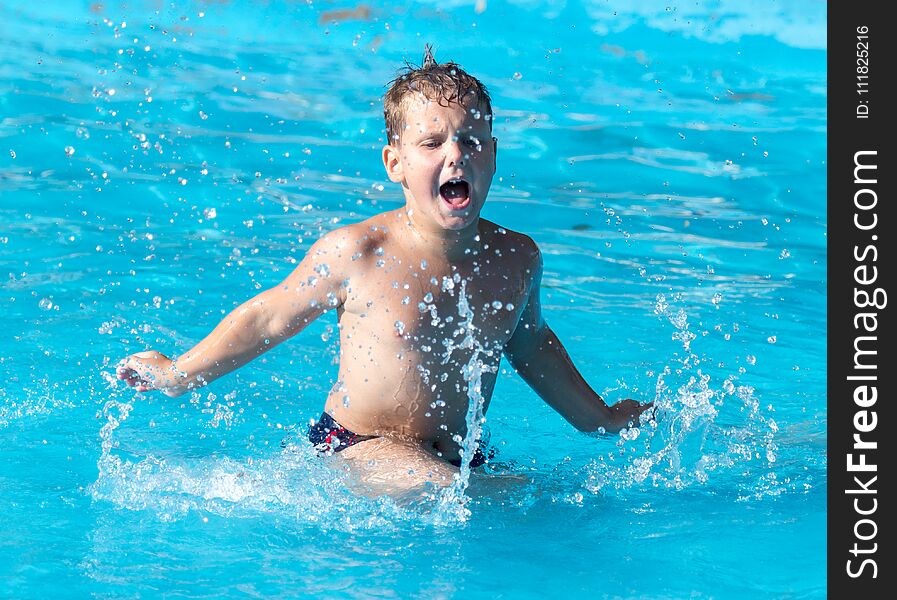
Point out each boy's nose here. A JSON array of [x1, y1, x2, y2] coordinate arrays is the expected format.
[[446, 141, 465, 166]]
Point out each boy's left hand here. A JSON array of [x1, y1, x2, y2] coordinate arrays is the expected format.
[[609, 399, 654, 431]]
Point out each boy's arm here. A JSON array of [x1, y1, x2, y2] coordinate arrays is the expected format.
[[502, 248, 651, 433], [116, 229, 352, 397]]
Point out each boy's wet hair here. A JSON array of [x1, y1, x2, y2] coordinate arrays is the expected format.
[[383, 45, 493, 144]]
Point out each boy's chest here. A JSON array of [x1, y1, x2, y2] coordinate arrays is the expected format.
[[344, 257, 530, 351]]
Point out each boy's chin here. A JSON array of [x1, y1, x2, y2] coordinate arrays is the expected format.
[[407, 197, 481, 231], [437, 208, 479, 230], [440, 219, 476, 231]]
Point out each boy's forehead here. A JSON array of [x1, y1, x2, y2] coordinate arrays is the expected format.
[[401, 93, 489, 131]]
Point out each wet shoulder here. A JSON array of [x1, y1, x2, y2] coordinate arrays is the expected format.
[[479, 219, 541, 272], [310, 213, 393, 271]]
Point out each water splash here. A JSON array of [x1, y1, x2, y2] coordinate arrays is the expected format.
[[90, 396, 426, 528], [433, 279, 496, 523], [582, 294, 779, 498], [91, 389, 485, 530], [0, 376, 76, 428]]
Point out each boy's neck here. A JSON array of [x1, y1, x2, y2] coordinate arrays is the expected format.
[[400, 208, 481, 261]]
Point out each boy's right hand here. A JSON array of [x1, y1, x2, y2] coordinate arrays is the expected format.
[[116, 351, 185, 397]]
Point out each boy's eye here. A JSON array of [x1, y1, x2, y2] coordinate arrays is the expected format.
[[422, 140, 440, 149]]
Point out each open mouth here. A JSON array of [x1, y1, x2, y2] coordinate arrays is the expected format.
[[439, 179, 471, 210]]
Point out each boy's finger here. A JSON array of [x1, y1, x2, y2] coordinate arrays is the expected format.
[[118, 359, 138, 373], [122, 372, 146, 387]]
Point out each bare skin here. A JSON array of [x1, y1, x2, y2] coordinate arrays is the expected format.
[[116, 95, 652, 487]]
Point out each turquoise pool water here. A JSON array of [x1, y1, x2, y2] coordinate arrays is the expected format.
[[1, 0, 826, 597]]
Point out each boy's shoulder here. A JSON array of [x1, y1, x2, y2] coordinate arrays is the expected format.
[[479, 218, 541, 263], [310, 213, 541, 273], [311, 212, 391, 256]]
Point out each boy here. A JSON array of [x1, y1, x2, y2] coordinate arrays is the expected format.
[[116, 48, 652, 486]]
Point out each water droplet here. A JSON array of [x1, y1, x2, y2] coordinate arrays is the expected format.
[[767, 336, 777, 344], [39, 298, 53, 310], [512, 72, 523, 80], [394, 321, 405, 335], [424, 292, 434, 303], [64, 146, 75, 157], [506, 303, 515, 311], [8, 150, 15, 159], [491, 300, 503, 309], [203, 207, 217, 219], [746, 355, 757, 365]]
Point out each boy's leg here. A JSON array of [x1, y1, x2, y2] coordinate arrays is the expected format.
[[337, 437, 457, 490]]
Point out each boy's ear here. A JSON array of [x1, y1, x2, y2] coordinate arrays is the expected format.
[[382, 144, 404, 183]]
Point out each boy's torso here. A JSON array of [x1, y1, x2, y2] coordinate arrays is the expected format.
[[322, 211, 538, 453]]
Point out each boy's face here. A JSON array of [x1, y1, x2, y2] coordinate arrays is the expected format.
[[382, 95, 496, 233]]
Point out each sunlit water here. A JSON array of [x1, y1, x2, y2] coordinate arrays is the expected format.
[[1, 1, 825, 597]]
